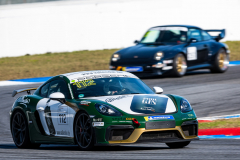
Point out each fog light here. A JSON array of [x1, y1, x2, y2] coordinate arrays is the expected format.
[[152, 63, 163, 68]]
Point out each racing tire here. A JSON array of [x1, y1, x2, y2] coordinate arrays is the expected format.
[[172, 53, 187, 77], [166, 141, 191, 148], [11, 110, 41, 149], [74, 112, 95, 151], [210, 48, 229, 73]]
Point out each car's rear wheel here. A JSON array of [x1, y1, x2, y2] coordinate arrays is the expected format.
[[166, 141, 191, 148], [172, 53, 187, 77], [11, 110, 41, 148], [74, 112, 95, 150], [210, 48, 229, 73]]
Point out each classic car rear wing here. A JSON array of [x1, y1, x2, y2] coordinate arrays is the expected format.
[[12, 88, 37, 97], [204, 29, 225, 42]]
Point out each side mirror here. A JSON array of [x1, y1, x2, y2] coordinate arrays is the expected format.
[[134, 40, 139, 44], [153, 86, 163, 94], [49, 92, 66, 104], [188, 38, 198, 43]]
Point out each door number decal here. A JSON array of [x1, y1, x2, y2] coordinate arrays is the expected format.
[[187, 47, 197, 61], [58, 113, 68, 125]]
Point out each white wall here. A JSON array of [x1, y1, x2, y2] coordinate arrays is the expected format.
[[0, 0, 240, 58]]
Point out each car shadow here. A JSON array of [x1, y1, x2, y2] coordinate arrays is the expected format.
[[0, 143, 170, 151], [140, 69, 211, 79]]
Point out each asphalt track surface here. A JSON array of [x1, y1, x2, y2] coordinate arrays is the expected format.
[[0, 66, 240, 159]]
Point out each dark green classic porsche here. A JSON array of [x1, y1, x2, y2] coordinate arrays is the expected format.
[[10, 70, 198, 150]]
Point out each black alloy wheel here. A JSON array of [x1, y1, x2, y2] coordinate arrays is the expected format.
[[75, 112, 94, 150], [166, 141, 191, 148], [11, 110, 41, 148]]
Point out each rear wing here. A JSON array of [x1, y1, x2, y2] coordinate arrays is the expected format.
[[204, 29, 225, 42], [12, 88, 37, 97]]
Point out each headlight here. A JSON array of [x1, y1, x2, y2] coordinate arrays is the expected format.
[[95, 103, 122, 116], [180, 99, 192, 113], [154, 52, 164, 60], [112, 54, 120, 62]]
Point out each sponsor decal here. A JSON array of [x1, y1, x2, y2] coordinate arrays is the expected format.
[[80, 101, 91, 106], [56, 130, 70, 136], [92, 122, 104, 126], [73, 79, 96, 88], [130, 95, 168, 114], [124, 66, 143, 72], [17, 96, 30, 107], [142, 98, 157, 105], [188, 114, 194, 117], [93, 118, 103, 122], [144, 115, 174, 121], [105, 95, 128, 103], [112, 117, 134, 122]]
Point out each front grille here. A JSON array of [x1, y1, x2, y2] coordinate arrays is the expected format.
[[145, 121, 176, 130], [109, 129, 134, 141], [181, 124, 198, 136], [138, 130, 182, 142]]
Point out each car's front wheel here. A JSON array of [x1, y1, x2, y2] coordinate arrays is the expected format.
[[166, 141, 191, 148], [210, 48, 229, 73], [172, 53, 187, 77], [74, 112, 95, 150], [11, 110, 41, 148]]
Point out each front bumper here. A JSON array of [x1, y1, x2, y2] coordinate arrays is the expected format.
[[110, 60, 174, 77], [107, 126, 198, 144]]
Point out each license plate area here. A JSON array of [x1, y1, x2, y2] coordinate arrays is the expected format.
[[125, 66, 143, 72], [145, 121, 176, 130]]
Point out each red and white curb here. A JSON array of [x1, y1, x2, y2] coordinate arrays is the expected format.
[[198, 114, 240, 139]]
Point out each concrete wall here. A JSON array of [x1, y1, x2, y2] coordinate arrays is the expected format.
[[0, 0, 240, 58]]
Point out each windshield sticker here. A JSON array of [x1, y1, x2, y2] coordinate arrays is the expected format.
[[152, 27, 188, 31], [144, 115, 174, 121], [73, 79, 96, 88], [130, 95, 168, 114]]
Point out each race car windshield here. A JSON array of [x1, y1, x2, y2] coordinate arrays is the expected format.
[[140, 27, 188, 44], [70, 77, 155, 98]]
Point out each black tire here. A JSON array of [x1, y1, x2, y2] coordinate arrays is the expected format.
[[11, 110, 41, 148], [166, 141, 191, 148], [74, 112, 95, 150], [172, 53, 187, 77], [210, 48, 229, 73]]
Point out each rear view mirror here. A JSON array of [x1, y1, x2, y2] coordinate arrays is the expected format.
[[49, 92, 66, 104], [153, 87, 163, 94], [189, 38, 198, 43], [134, 40, 139, 44]]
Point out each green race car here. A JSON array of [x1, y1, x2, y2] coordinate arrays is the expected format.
[[10, 70, 198, 150]]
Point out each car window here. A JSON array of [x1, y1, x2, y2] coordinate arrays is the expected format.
[[48, 80, 71, 99], [188, 29, 202, 42], [71, 77, 154, 99], [140, 27, 188, 44], [40, 83, 50, 98], [202, 31, 212, 41]]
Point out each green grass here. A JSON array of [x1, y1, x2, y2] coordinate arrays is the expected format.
[[199, 118, 240, 129], [0, 41, 239, 81], [225, 41, 240, 61]]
